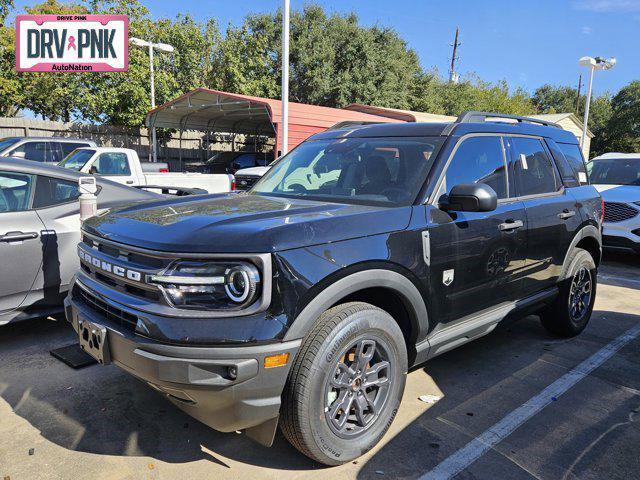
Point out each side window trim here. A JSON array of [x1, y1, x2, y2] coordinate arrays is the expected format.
[[428, 133, 510, 205], [507, 134, 566, 200]]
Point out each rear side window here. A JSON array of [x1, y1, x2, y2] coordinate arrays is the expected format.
[[0, 171, 34, 212], [94, 152, 131, 175], [60, 142, 91, 157], [32, 176, 80, 209], [512, 137, 560, 196], [439, 136, 508, 200], [10, 141, 52, 162], [558, 143, 589, 185]]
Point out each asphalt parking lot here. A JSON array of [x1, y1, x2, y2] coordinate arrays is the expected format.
[[1, 252, 639, 480]]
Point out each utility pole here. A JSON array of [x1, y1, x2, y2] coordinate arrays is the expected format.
[[281, 0, 290, 156], [575, 74, 582, 115], [449, 27, 461, 83]]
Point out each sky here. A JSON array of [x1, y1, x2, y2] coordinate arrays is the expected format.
[[11, 0, 640, 95]]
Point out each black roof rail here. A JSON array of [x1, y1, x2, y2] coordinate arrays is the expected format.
[[455, 111, 562, 129], [328, 120, 386, 130]]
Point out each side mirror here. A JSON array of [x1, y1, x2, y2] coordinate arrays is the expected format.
[[89, 165, 98, 175], [442, 183, 498, 212]]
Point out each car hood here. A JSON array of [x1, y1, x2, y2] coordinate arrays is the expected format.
[[593, 184, 640, 203], [235, 166, 270, 177], [82, 193, 412, 253]]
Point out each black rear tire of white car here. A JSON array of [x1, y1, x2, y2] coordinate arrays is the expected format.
[[281, 302, 407, 466], [540, 248, 597, 337]]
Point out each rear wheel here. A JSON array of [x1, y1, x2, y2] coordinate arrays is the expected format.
[[281, 302, 407, 465], [541, 248, 597, 337]]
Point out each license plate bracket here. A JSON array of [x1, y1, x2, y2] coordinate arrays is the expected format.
[[78, 317, 111, 365]]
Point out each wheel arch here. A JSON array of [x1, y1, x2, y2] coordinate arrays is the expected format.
[[560, 225, 602, 280], [283, 266, 430, 359]]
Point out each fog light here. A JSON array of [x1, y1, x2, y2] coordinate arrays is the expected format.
[[228, 366, 238, 380], [264, 353, 290, 369]]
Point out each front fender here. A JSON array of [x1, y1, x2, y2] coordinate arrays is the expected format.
[[283, 268, 429, 342]]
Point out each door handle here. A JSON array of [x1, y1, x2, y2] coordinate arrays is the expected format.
[[558, 210, 576, 220], [0, 231, 39, 242], [498, 220, 524, 231], [126, 180, 134, 184]]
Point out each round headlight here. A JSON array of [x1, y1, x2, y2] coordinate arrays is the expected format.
[[225, 264, 259, 304]]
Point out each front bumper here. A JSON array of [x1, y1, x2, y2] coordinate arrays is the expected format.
[[64, 283, 300, 444], [603, 222, 640, 253]]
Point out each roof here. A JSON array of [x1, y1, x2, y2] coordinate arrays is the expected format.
[[343, 103, 457, 123], [146, 88, 398, 135], [530, 113, 594, 138], [0, 157, 92, 179], [311, 119, 578, 144]]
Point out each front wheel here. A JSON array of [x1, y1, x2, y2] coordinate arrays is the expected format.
[[540, 248, 597, 337], [281, 302, 407, 465]]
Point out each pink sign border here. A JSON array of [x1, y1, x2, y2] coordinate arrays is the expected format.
[[15, 14, 129, 72]]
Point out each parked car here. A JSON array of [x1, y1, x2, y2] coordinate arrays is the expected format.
[[58, 147, 234, 193], [234, 165, 270, 190], [587, 153, 640, 254], [0, 136, 97, 163], [0, 157, 161, 326], [65, 112, 602, 465], [191, 151, 271, 175]]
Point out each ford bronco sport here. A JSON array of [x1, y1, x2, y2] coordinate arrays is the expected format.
[[65, 111, 602, 465]]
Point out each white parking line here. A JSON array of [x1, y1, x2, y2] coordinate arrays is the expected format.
[[419, 323, 640, 480]]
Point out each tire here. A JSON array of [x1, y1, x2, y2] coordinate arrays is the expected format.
[[281, 302, 407, 465], [540, 248, 597, 337]]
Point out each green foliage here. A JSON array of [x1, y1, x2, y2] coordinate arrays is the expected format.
[[0, 0, 13, 22], [0, 0, 638, 155], [603, 81, 640, 153]]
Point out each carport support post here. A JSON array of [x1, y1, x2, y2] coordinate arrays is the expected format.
[[281, 0, 290, 155]]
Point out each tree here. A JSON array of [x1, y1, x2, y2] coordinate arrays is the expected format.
[[603, 81, 640, 153], [532, 84, 580, 114], [212, 5, 422, 108]]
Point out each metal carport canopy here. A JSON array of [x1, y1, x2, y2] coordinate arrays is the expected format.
[[146, 88, 402, 156]]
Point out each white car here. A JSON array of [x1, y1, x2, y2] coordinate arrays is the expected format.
[[588, 153, 640, 254]]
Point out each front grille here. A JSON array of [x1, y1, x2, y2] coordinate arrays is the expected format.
[[74, 285, 138, 331], [80, 234, 168, 301], [604, 202, 639, 223], [235, 175, 260, 190]]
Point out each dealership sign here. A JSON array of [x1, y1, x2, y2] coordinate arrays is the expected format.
[[15, 14, 128, 72]]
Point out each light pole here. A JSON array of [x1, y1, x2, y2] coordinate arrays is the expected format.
[[578, 56, 616, 150], [130, 37, 175, 162], [281, 0, 290, 156]]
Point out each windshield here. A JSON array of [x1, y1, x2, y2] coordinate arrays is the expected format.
[[587, 158, 640, 186], [250, 136, 443, 206], [0, 137, 19, 152], [58, 149, 96, 170]]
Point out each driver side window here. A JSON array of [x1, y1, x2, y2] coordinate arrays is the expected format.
[[439, 136, 508, 200]]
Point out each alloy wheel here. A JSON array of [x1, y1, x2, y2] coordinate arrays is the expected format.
[[324, 337, 392, 438], [569, 266, 592, 322]]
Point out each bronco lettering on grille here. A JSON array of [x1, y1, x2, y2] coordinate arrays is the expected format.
[[78, 248, 143, 282]]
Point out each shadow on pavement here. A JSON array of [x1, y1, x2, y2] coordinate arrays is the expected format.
[[356, 308, 640, 480], [0, 317, 318, 470]]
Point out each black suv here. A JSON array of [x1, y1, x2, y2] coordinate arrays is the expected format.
[[65, 112, 602, 465]]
